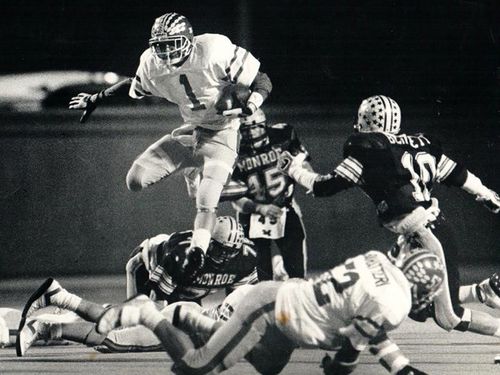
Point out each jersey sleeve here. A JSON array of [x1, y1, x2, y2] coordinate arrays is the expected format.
[[211, 35, 260, 87], [129, 50, 156, 99]]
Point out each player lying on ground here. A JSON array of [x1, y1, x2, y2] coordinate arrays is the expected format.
[[96, 248, 444, 375], [125, 216, 258, 304], [278, 95, 500, 337], [69, 12, 272, 278], [15, 217, 257, 356]]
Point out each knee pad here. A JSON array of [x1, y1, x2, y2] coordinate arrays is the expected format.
[[196, 177, 224, 211]]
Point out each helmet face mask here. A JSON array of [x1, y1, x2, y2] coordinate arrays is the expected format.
[[240, 109, 269, 150], [149, 13, 193, 66], [354, 95, 401, 134], [209, 216, 244, 265]]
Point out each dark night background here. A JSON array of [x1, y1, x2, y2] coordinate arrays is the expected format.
[[0, 0, 499, 276]]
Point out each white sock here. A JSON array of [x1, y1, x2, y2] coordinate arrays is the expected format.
[[57, 290, 82, 312], [190, 228, 211, 253], [459, 285, 479, 304]]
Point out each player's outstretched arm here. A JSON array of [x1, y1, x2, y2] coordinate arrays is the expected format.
[[68, 77, 133, 123], [461, 171, 500, 213]]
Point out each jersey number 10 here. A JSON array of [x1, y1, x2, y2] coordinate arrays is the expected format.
[[401, 151, 437, 202]]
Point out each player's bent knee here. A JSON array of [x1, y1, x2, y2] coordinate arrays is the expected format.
[[126, 164, 145, 192]]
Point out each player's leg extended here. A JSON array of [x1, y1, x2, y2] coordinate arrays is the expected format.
[[126, 134, 195, 192], [20, 278, 105, 323], [173, 281, 283, 375], [276, 206, 307, 278], [190, 128, 239, 252], [460, 273, 500, 309], [430, 221, 500, 336]]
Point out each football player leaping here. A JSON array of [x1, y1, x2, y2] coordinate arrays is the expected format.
[[68, 12, 272, 275], [15, 216, 258, 356], [96, 248, 443, 375], [278, 95, 500, 337]]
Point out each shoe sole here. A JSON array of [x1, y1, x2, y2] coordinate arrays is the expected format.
[[16, 278, 56, 356], [21, 278, 56, 318], [16, 320, 37, 357]]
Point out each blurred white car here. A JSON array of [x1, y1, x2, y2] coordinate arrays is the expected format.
[[0, 71, 125, 112]]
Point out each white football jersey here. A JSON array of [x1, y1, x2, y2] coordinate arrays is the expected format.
[[274, 251, 411, 350], [130, 33, 260, 130]]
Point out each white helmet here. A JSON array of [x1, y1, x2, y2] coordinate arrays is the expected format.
[[210, 216, 244, 264], [354, 95, 401, 134], [399, 249, 445, 314]]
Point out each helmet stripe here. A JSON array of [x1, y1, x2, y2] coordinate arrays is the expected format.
[[379, 95, 390, 132]]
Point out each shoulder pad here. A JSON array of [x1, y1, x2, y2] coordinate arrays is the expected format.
[[344, 132, 388, 153], [194, 33, 233, 62]]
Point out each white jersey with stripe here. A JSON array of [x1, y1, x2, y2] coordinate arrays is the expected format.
[[274, 251, 411, 351], [130, 33, 260, 130]]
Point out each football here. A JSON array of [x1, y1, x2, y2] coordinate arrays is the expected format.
[[215, 84, 251, 114]]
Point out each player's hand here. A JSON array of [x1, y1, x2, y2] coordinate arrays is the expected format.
[[476, 189, 500, 214], [278, 151, 306, 177], [396, 365, 428, 375], [242, 91, 264, 116], [255, 204, 282, 220], [320, 353, 356, 375], [68, 92, 100, 123]]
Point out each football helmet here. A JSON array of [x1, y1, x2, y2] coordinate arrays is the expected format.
[[209, 216, 244, 264], [149, 13, 193, 66], [399, 249, 445, 314], [354, 95, 401, 134], [240, 109, 269, 150]]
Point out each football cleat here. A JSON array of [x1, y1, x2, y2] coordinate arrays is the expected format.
[[16, 319, 50, 357], [96, 295, 154, 335], [354, 95, 401, 134], [477, 273, 500, 309], [21, 278, 67, 319]]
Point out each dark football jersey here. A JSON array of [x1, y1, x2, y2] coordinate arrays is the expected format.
[[339, 132, 463, 222], [230, 123, 309, 207], [148, 231, 258, 302]]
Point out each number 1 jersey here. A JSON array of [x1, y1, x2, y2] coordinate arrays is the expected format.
[[274, 251, 411, 350], [129, 33, 260, 130]]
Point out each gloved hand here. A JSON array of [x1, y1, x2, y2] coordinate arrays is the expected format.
[[277, 151, 306, 177], [396, 365, 428, 375], [320, 353, 356, 375], [476, 189, 500, 214], [68, 92, 101, 123]]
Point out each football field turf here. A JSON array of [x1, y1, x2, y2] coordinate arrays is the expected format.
[[1, 275, 499, 375]]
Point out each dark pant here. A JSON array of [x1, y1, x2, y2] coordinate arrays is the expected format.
[[239, 206, 307, 280]]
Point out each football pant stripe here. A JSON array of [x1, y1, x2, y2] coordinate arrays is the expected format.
[[176, 301, 275, 374]]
